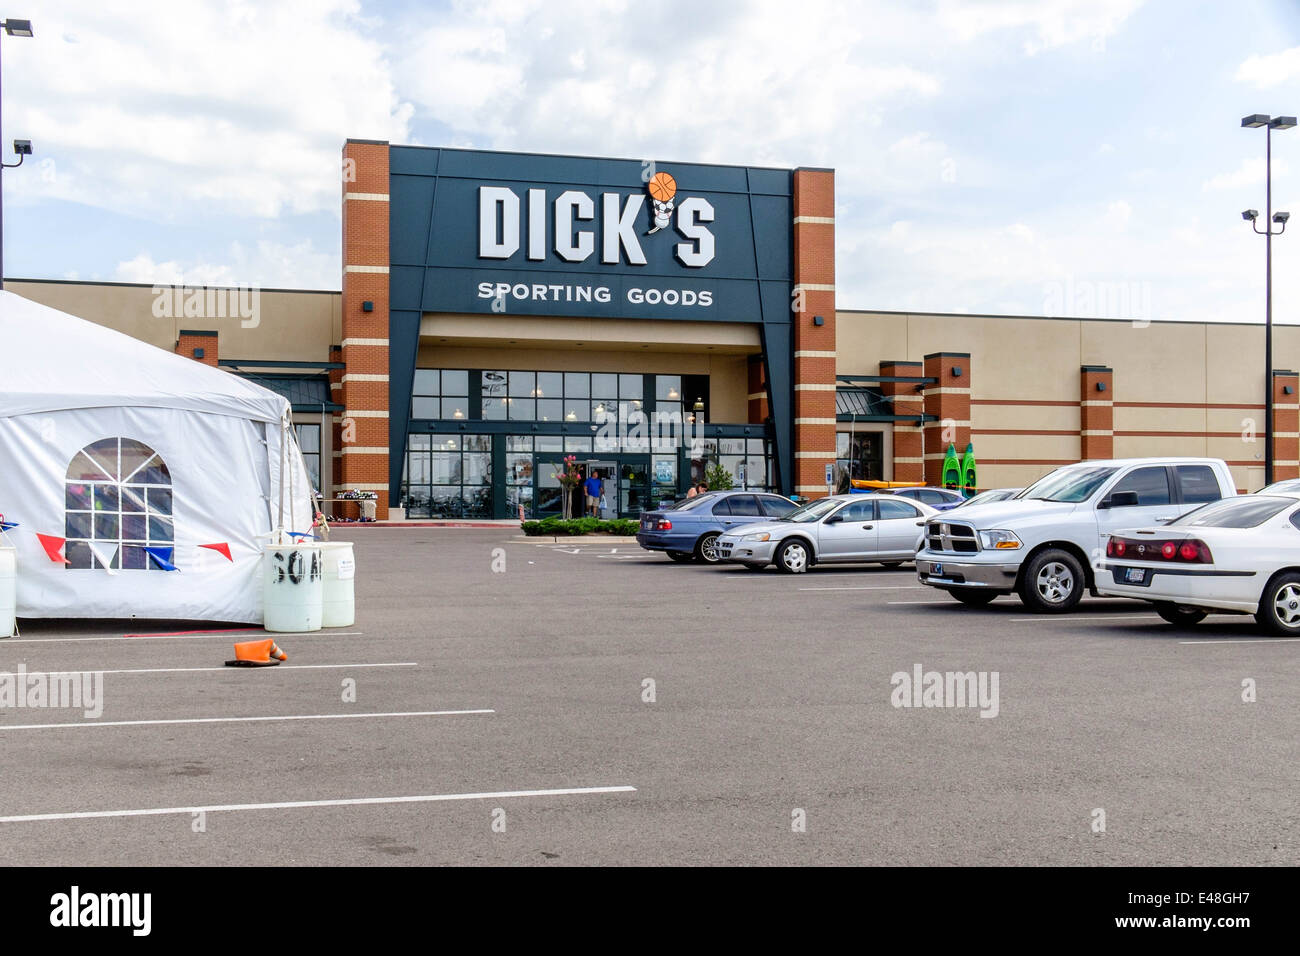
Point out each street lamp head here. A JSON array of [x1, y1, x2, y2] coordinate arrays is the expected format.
[[1242, 114, 1271, 128], [1, 19, 32, 37], [1270, 116, 1298, 130], [1274, 211, 1291, 224], [1243, 209, 1259, 221], [12, 140, 31, 156]]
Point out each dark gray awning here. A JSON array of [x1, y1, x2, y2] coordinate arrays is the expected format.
[[241, 374, 343, 413]]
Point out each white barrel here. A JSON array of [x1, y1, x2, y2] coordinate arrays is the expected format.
[[262, 542, 323, 633], [0, 546, 15, 638], [320, 541, 356, 628]]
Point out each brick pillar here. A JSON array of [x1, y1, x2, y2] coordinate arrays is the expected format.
[[880, 360, 924, 483], [747, 355, 769, 425], [922, 352, 971, 487], [1272, 370, 1300, 481], [1080, 366, 1114, 460], [791, 167, 837, 499], [175, 329, 218, 366], [341, 139, 392, 518]]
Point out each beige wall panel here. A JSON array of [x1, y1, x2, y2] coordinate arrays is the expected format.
[[1113, 405, 1207, 433], [972, 404, 1081, 432], [1206, 408, 1262, 434], [11, 280, 338, 362], [972, 433, 1080, 461], [979, 463, 1064, 490], [835, 312, 910, 374], [1113, 435, 1210, 458]]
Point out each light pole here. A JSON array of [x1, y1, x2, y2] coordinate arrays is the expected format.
[[1242, 113, 1295, 486], [0, 17, 33, 290]]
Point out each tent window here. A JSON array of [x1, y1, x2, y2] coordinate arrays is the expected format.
[[64, 438, 173, 571]]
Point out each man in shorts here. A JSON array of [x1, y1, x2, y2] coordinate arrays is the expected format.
[[584, 470, 603, 517]]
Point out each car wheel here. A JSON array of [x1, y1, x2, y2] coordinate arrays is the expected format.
[[950, 588, 998, 607], [694, 533, 721, 564], [1018, 549, 1084, 613], [1255, 572, 1300, 635], [667, 551, 694, 563], [880, 561, 903, 569], [1154, 602, 1207, 627], [776, 539, 810, 574]]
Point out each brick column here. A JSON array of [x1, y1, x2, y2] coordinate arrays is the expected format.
[[341, 139, 392, 518], [880, 360, 924, 483], [1272, 370, 1300, 481], [1080, 365, 1114, 460], [922, 352, 971, 487], [747, 355, 769, 425], [175, 329, 218, 366], [791, 167, 837, 498]]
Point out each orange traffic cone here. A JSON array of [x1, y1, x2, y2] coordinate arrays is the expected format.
[[224, 638, 287, 667]]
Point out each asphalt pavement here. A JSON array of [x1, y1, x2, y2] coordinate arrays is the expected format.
[[0, 527, 1295, 866]]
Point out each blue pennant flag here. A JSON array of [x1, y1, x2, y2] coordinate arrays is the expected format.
[[0, 521, 18, 533], [288, 531, 316, 540], [144, 546, 179, 571]]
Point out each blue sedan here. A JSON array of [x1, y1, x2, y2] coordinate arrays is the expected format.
[[636, 490, 798, 563], [886, 487, 967, 511]]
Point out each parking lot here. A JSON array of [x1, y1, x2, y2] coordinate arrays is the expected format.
[[1, 526, 1296, 866]]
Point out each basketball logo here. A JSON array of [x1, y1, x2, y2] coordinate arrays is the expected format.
[[646, 170, 679, 235], [647, 172, 677, 203]]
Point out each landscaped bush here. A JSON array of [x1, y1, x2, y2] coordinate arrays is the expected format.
[[521, 517, 641, 536]]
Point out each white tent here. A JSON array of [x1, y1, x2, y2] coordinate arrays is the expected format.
[[0, 290, 314, 622]]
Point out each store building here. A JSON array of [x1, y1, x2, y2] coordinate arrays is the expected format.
[[11, 140, 1300, 519]]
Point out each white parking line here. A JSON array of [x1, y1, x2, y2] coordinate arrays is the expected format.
[[1179, 638, 1300, 645], [5, 662, 418, 678], [0, 631, 365, 645], [0, 709, 493, 732], [0, 785, 638, 824], [799, 586, 928, 592]]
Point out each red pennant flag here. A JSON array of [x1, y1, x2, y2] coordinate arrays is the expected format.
[[199, 542, 233, 562], [36, 533, 70, 564]]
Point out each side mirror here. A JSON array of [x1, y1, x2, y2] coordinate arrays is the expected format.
[[1100, 490, 1140, 509], [824, 514, 841, 525]]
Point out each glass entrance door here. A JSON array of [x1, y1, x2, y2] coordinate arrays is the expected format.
[[618, 455, 650, 517], [534, 454, 575, 518], [586, 460, 616, 518]]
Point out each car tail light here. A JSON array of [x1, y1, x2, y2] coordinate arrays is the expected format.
[[1108, 536, 1213, 564], [657, 519, 672, 531]]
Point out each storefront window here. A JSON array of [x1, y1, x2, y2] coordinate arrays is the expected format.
[[402, 433, 493, 518], [836, 429, 884, 486], [413, 369, 470, 421]]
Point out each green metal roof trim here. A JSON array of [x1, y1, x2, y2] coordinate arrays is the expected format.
[[835, 386, 889, 417], [240, 373, 343, 413]]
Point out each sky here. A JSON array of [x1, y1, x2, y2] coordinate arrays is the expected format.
[[4, 0, 1300, 324]]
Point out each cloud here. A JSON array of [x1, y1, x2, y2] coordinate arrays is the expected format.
[[115, 239, 340, 290], [1202, 158, 1290, 191], [936, 0, 1144, 55], [1235, 46, 1300, 90], [7, 0, 414, 221]]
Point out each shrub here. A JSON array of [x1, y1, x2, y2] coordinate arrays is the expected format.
[[520, 517, 641, 536], [705, 462, 735, 491]]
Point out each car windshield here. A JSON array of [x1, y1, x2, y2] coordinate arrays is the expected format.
[[1020, 466, 1118, 503], [780, 498, 842, 523], [1169, 495, 1293, 529], [1257, 479, 1300, 495]]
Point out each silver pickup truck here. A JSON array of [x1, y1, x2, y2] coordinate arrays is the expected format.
[[915, 458, 1237, 613]]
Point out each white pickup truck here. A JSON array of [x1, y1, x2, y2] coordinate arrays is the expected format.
[[915, 458, 1238, 612]]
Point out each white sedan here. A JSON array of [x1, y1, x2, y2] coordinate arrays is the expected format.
[[1096, 493, 1300, 633], [715, 493, 939, 573]]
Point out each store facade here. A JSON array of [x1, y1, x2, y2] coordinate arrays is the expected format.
[[339, 140, 842, 520]]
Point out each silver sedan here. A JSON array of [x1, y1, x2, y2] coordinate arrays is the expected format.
[[715, 494, 938, 573]]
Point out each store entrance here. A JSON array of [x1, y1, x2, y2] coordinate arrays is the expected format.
[[531, 454, 651, 519]]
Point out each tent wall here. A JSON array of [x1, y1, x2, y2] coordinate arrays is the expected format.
[[0, 405, 313, 622]]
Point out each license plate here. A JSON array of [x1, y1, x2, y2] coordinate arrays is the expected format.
[[1123, 567, 1148, 584]]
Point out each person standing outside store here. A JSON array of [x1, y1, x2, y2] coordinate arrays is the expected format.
[[584, 470, 603, 518]]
